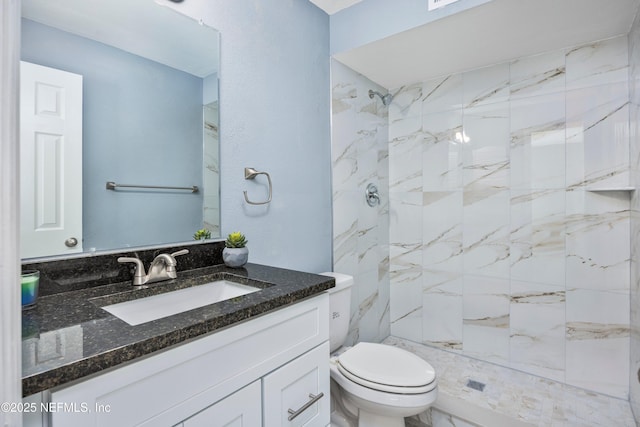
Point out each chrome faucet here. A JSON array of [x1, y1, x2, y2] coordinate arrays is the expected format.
[[118, 249, 189, 287]]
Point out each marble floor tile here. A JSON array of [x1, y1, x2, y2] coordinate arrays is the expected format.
[[384, 336, 636, 427]]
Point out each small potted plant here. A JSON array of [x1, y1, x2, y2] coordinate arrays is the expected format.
[[223, 231, 248, 268], [193, 228, 212, 240]]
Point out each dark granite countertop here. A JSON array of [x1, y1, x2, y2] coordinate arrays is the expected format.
[[21, 261, 334, 397]]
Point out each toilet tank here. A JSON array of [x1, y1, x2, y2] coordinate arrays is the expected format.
[[320, 272, 353, 352]]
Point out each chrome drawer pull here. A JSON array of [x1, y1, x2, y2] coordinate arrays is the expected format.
[[287, 392, 324, 421]]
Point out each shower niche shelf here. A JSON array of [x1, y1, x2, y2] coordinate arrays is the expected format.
[[586, 187, 635, 192]]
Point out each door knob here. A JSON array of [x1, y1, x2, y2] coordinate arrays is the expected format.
[[65, 237, 78, 247]]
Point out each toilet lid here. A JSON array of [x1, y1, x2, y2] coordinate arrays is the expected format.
[[337, 342, 436, 394]]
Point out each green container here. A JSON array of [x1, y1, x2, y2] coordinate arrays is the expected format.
[[21, 270, 39, 309]]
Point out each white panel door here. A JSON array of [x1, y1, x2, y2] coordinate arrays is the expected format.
[[20, 61, 83, 258]]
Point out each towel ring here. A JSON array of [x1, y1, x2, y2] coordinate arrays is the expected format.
[[243, 167, 272, 205]]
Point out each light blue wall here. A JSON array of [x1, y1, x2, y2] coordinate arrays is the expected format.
[[203, 73, 218, 104], [21, 19, 204, 250], [330, 0, 492, 55], [166, 0, 332, 273]]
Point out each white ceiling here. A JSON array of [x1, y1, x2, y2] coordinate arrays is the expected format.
[[333, 0, 640, 89], [309, 0, 363, 15]]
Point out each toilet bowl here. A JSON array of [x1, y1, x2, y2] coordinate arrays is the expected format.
[[331, 342, 437, 426], [321, 272, 438, 427]]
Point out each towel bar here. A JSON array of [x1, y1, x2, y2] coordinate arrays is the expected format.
[[106, 181, 199, 193]]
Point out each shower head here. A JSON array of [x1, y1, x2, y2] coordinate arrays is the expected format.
[[368, 89, 393, 106]]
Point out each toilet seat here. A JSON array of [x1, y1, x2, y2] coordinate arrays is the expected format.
[[336, 342, 436, 394], [330, 362, 438, 413]]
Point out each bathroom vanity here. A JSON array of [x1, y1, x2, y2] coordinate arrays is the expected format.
[[21, 242, 333, 426]]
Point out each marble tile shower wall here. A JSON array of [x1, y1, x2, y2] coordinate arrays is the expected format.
[[331, 59, 390, 345], [628, 11, 640, 423], [388, 35, 631, 399], [203, 102, 220, 235]]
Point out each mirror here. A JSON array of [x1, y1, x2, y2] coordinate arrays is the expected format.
[[20, 0, 221, 259]]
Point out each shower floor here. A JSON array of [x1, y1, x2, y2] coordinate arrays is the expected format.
[[383, 336, 635, 426]]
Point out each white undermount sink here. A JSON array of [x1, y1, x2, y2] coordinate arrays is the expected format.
[[102, 280, 261, 326]]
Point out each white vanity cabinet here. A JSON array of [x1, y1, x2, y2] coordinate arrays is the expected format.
[[28, 293, 329, 427]]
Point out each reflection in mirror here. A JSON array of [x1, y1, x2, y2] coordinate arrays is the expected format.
[[20, 0, 220, 260]]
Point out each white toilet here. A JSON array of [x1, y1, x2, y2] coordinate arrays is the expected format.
[[321, 272, 438, 427]]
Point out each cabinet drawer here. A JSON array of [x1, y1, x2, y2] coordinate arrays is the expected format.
[[263, 342, 329, 427], [182, 380, 261, 427]]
